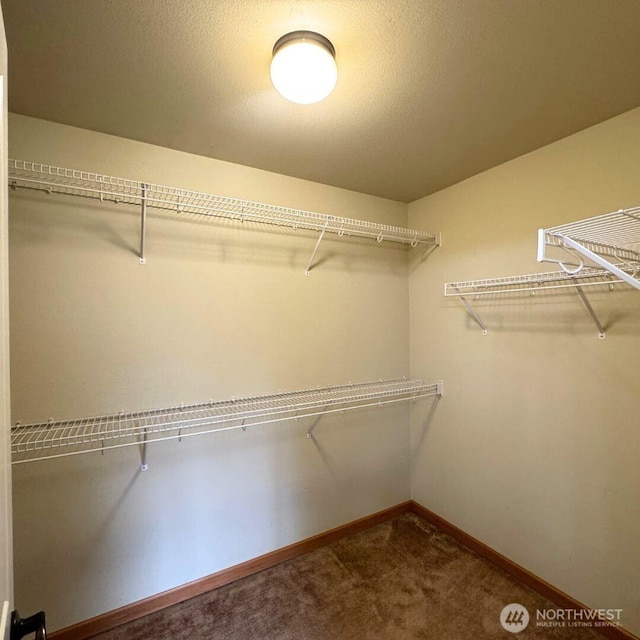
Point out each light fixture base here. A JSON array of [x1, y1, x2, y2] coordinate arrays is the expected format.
[[272, 30, 335, 58]]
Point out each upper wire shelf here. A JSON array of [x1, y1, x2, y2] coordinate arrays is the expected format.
[[11, 378, 443, 466], [8, 159, 440, 273], [537, 207, 640, 290]]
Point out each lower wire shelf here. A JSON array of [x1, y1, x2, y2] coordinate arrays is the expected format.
[[445, 265, 635, 338], [11, 378, 443, 465]]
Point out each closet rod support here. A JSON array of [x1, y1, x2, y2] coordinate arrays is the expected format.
[[140, 428, 149, 471], [305, 221, 330, 275], [139, 184, 148, 264], [306, 405, 329, 438], [421, 232, 441, 261], [556, 234, 640, 291], [571, 278, 606, 339], [453, 287, 488, 335]]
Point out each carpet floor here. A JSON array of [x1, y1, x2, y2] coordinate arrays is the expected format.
[[93, 512, 604, 640]]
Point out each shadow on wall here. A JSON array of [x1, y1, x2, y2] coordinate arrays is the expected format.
[[286, 402, 414, 531], [12, 400, 416, 631], [442, 289, 640, 338], [8, 190, 412, 277], [410, 394, 442, 461]]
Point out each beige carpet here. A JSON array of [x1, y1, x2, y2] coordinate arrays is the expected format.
[[93, 513, 603, 639]]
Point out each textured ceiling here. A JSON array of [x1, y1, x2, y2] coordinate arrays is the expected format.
[[3, 0, 640, 203]]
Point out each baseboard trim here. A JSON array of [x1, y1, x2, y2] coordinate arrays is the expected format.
[[49, 501, 411, 640], [409, 501, 638, 640], [50, 500, 638, 640]]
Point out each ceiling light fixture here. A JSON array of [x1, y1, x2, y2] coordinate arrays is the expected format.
[[270, 31, 337, 105]]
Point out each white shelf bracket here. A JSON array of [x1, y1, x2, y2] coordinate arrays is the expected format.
[[140, 428, 149, 471], [306, 405, 329, 438], [139, 183, 148, 264], [305, 221, 330, 275], [421, 232, 441, 261], [558, 234, 640, 291], [452, 287, 488, 335], [571, 278, 606, 339]]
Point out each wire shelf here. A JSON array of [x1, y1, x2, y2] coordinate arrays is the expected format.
[[444, 266, 633, 297], [11, 378, 443, 465], [444, 265, 635, 338], [8, 159, 439, 252], [538, 207, 640, 290]]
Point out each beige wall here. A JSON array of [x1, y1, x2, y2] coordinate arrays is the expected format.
[[8, 114, 412, 630], [0, 6, 13, 638], [409, 107, 640, 636], [10, 105, 640, 636]]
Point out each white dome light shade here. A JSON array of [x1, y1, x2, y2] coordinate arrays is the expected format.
[[271, 31, 337, 104]]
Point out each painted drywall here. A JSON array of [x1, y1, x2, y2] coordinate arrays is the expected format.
[[409, 107, 640, 636], [8, 114, 416, 631], [0, 6, 13, 638]]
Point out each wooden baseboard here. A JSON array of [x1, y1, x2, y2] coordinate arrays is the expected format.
[[409, 501, 638, 640], [51, 500, 638, 640], [49, 501, 411, 640]]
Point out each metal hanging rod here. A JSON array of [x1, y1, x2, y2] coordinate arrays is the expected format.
[[8, 159, 440, 272], [11, 378, 443, 466], [537, 207, 640, 290], [444, 266, 635, 339]]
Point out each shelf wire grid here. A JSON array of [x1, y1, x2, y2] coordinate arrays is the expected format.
[[8, 159, 438, 247], [11, 378, 441, 464], [541, 207, 640, 263], [444, 265, 634, 297]]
